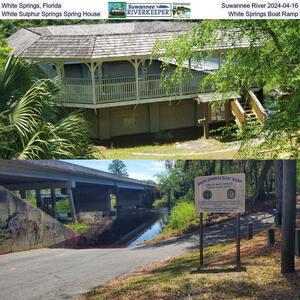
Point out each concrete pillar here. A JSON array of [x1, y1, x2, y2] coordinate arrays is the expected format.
[[149, 103, 160, 133], [66, 187, 78, 223], [138, 192, 144, 207], [36, 189, 42, 209], [20, 190, 26, 199], [72, 185, 112, 214], [99, 108, 111, 140], [50, 188, 57, 219], [106, 191, 112, 212]]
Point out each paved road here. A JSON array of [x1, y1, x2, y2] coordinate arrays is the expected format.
[[0, 211, 274, 300]]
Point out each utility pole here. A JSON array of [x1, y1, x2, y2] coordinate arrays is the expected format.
[[281, 160, 297, 274]]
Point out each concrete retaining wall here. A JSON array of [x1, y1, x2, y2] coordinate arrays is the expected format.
[[0, 186, 79, 255]]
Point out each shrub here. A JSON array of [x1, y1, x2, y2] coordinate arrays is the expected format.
[[67, 222, 92, 235], [165, 200, 196, 233], [209, 123, 239, 142], [153, 196, 168, 208], [57, 199, 70, 213]]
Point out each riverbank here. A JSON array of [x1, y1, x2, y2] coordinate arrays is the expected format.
[[142, 195, 276, 246], [79, 230, 300, 300]]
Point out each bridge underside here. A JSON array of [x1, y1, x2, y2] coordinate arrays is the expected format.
[[0, 162, 157, 223]]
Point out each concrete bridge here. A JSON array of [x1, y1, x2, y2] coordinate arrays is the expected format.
[[0, 161, 157, 223]]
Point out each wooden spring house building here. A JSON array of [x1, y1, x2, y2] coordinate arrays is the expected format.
[[7, 22, 266, 141]]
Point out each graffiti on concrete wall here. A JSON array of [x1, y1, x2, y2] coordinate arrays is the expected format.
[[7, 212, 26, 230], [0, 187, 79, 254], [0, 218, 11, 246]]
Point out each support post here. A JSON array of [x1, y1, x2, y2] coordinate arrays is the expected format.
[[55, 63, 64, 79], [275, 211, 282, 227], [267, 228, 275, 246], [236, 213, 241, 268], [36, 189, 42, 209], [67, 187, 78, 223], [50, 188, 57, 219], [20, 190, 26, 199], [247, 222, 253, 240], [218, 53, 222, 69], [295, 229, 300, 257], [179, 81, 183, 96], [98, 62, 103, 98], [199, 212, 204, 267], [134, 59, 140, 101], [106, 188, 112, 213], [281, 160, 297, 273], [203, 103, 209, 139], [90, 62, 97, 106]]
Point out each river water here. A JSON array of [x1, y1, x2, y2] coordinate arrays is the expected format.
[[128, 214, 168, 247]]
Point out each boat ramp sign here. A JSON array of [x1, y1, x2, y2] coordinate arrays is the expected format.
[[194, 173, 245, 213]]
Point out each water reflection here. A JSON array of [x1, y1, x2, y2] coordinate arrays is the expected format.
[[128, 213, 168, 247]]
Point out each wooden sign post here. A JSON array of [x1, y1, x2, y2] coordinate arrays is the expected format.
[[236, 213, 241, 268], [195, 173, 245, 269], [199, 212, 204, 266]]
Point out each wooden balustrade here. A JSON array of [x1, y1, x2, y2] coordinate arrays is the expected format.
[[230, 99, 246, 126], [62, 73, 204, 106]]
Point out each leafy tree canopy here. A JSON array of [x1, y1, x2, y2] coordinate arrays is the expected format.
[[155, 20, 300, 158], [108, 160, 129, 177]]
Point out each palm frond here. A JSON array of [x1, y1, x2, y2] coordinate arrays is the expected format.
[[0, 54, 35, 110]]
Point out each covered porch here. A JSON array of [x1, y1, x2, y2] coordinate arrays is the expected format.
[[49, 58, 210, 108]]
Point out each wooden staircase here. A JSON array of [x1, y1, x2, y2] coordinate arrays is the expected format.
[[230, 86, 267, 127]]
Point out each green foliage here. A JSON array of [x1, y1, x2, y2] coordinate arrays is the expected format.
[[56, 199, 70, 213], [157, 160, 278, 211], [26, 196, 36, 207], [0, 54, 93, 159], [153, 196, 168, 208], [209, 123, 239, 142], [108, 160, 129, 177], [156, 20, 300, 157], [67, 222, 92, 235], [164, 200, 197, 232]]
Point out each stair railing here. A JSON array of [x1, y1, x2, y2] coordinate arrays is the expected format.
[[230, 99, 246, 126], [243, 85, 267, 121]]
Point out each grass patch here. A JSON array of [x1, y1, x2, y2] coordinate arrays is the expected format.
[[67, 222, 92, 235], [79, 231, 300, 300], [95, 138, 239, 160]]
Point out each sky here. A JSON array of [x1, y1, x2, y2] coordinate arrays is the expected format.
[[66, 160, 167, 182]]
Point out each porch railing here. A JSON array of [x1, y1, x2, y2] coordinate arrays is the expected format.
[[62, 73, 205, 105]]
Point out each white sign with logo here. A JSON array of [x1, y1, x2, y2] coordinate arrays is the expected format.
[[194, 173, 245, 213]]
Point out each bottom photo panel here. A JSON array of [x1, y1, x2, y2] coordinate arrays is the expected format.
[[0, 160, 299, 300]]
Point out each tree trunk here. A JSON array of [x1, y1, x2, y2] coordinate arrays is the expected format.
[[219, 160, 223, 175], [206, 161, 216, 176], [274, 160, 283, 214], [255, 160, 272, 201], [281, 160, 297, 273]]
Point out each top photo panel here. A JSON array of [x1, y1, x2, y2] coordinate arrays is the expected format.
[[0, 20, 299, 160]]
